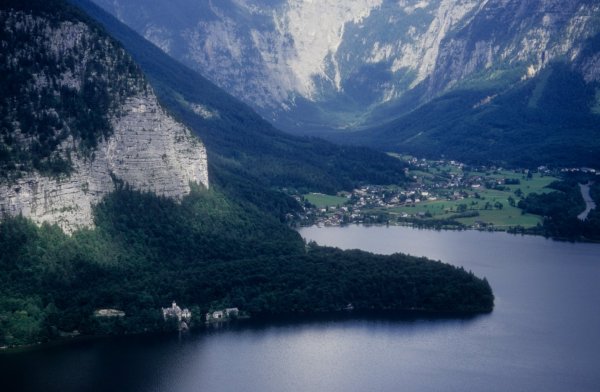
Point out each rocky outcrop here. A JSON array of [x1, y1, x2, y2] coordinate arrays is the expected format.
[[0, 8, 208, 234], [0, 92, 208, 234], [103, 94, 208, 198], [579, 52, 600, 83], [429, 0, 600, 94]]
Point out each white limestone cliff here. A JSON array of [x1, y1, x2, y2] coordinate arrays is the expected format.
[[0, 92, 208, 234], [0, 10, 208, 234], [429, 0, 600, 93]]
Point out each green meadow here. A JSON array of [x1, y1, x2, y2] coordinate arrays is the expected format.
[[304, 193, 349, 208], [385, 170, 557, 228], [306, 164, 559, 229]]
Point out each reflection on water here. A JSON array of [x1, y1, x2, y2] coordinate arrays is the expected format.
[[1, 226, 599, 392]]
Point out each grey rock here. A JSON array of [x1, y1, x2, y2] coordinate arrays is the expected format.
[[0, 10, 208, 234], [0, 92, 208, 234]]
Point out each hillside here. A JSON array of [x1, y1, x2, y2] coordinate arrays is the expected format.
[[0, 187, 494, 347], [346, 60, 600, 167], [73, 0, 409, 206], [0, 0, 208, 232], [0, 0, 494, 347], [88, 0, 600, 168]]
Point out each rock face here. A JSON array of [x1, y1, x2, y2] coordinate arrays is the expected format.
[[0, 92, 209, 234], [0, 8, 208, 233], [428, 0, 600, 94], [89, 0, 600, 132]]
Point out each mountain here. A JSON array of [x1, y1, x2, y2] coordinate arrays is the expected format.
[[0, 0, 410, 233], [0, 0, 208, 233], [0, 0, 493, 347], [72, 0, 410, 208], [345, 60, 600, 167], [89, 0, 600, 167], [344, 1, 600, 167]]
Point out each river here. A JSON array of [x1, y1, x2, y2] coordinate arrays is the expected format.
[[1, 226, 599, 392]]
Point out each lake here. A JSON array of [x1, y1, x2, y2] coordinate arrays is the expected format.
[[2, 226, 599, 392]]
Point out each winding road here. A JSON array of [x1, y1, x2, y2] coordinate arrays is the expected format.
[[577, 182, 596, 221]]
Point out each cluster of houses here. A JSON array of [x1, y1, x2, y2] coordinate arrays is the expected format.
[[161, 302, 243, 330], [300, 184, 446, 226], [94, 308, 126, 318], [561, 167, 599, 175], [297, 158, 591, 227], [162, 301, 192, 331]]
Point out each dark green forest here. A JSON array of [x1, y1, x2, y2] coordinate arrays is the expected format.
[[519, 176, 600, 241], [0, 187, 494, 347], [345, 60, 600, 168], [0, 0, 494, 347]]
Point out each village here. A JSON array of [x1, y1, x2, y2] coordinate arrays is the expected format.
[[293, 157, 598, 231]]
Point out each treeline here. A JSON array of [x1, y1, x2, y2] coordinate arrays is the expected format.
[[0, 187, 494, 347], [518, 176, 600, 241]]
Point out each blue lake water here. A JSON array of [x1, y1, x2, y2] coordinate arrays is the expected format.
[[1, 226, 599, 392]]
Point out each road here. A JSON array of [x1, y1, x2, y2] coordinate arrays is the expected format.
[[577, 182, 596, 221]]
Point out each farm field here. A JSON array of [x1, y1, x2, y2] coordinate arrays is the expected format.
[[301, 159, 561, 230], [304, 193, 349, 208]]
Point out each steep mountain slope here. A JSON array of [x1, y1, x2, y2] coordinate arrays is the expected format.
[[348, 0, 600, 167], [89, 0, 482, 129], [73, 0, 409, 204], [0, 0, 493, 348], [0, 0, 208, 232], [89, 1, 599, 122], [347, 60, 600, 167], [89, 0, 600, 167]]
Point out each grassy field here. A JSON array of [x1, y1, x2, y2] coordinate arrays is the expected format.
[[382, 200, 543, 228], [304, 167, 557, 229], [456, 208, 542, 228], [304, 193, 349, 208], [380, 170, 556, 228], [470, 170, 557, 195]]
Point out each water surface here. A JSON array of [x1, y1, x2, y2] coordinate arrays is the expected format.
[[1, 226, 599, 392]]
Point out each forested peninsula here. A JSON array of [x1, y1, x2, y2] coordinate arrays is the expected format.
[[0, 187, 494, 347]]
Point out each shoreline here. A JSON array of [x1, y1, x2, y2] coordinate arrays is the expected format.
[[0, 306, 494, 354], [296, 221, 600, 243]]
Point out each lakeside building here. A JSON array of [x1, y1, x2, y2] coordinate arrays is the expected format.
[[162, 301, 191, 321]]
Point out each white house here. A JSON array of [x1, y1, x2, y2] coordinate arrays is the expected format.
[[162, 301, 191, 322]]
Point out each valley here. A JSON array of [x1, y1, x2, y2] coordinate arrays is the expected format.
[[88, 0, 600, 169]]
